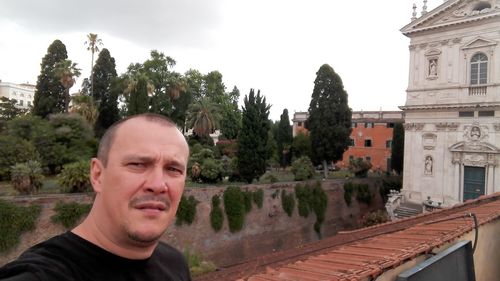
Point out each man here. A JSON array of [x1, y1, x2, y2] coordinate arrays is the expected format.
[[0, 113, 192, 280]]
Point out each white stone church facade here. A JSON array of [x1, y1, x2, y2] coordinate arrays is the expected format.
[[400, 0, 500, 207]]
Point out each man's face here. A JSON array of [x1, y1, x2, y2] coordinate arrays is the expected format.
[[91, 118, 189, 247]]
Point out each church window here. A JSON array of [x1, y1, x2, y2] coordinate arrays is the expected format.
[[470, 53, 488, 85], [349, 138, 355, 146], [459, 111, 474, 117], [478, 111, 494, 117]]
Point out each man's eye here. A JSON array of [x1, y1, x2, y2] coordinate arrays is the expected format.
[[167, 167, 182, 174], [128, 163, 145, 167]]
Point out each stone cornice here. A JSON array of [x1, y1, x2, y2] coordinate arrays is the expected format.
[[400, 103, 500, 111]]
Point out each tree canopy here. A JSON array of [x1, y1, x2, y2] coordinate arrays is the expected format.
[[307, 64, 352, 178], [237, 89, 271, 183]]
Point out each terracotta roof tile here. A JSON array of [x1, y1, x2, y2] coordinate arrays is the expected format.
[[196, 193, 500, 281]]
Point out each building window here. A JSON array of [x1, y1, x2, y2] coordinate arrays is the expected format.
[[349, 138, 354, 146], [386, 123, 394, 128], [349, 155, 354, 162], [386, 140, 392, 148], [27, 101, 31, 107], [366, 156, 371, 162], [297, 121, 303, 126], [470, 53, 488, 85], [352, 122, 357, 128], [365, 122, 373, 128], [478, 111, 494, 117], [459, 111, 474, 117], [364, 139, 372, 147], [19, 100, 23, 106]]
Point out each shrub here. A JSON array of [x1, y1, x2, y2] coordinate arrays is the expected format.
[[356, 184, 372, 205], [210, 195, 224, 232], [223, 186, 245, 232], [348, 158, 372, 178], [0, 135, 38, 180], [176, 195, 198, 226], [57, 160, 91, 193], [51, 201, 91, 228], [252, 189, 264, 209], [291, 156, 315, 181], [243, 190, 253, 213], [0, 200, 41, 252], [294, 183, 311, 218], [311, 181, 328, 234], [343, 182, 354, 206], [200, 158, 223, 183], [362, 210, 389, 227], [10, 160, 44, 195], [379, 176, 402, 202], [281, 189, 295, 217], [184, 247, 217, 277], [260, 172, 278, 183]]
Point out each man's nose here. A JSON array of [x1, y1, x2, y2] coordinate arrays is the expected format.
[[145, 166, 167, 193]]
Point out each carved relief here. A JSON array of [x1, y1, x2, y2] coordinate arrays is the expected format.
[[435, 123, 448, 131], [463, 122, 488, 144], [422, 133, 437, 150], [436, 122, 459, 131], [405, 123, 425, 131], [494, 123, 500, 131], [463, 153, 487, 167], [452, 152, 461, 164]]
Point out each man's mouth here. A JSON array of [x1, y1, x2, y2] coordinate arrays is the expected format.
[[134, 202, 167, 211]]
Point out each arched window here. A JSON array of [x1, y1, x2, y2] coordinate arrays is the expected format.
[[470, 53, 488, 85]]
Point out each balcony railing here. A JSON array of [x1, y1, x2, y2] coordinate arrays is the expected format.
[[469, 85, 487, 96]]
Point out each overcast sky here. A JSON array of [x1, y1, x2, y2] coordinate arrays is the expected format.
[[0, 0, 442, 121]]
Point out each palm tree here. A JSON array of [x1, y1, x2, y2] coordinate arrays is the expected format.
[[84, 33, 103, 98], [186, 97, 222, 138], [55, 59, 81, 113]]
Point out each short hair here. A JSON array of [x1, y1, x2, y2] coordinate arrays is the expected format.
[[97, 113, 178, 167]]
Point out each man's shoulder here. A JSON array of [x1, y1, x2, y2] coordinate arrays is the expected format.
[[155, 242, 186, 261]]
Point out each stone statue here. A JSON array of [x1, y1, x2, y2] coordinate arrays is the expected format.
[[429, 59, 437, 76], [424, 156, 433, 175]]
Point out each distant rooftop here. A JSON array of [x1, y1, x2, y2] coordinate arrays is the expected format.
[[197, 192, 500, 281]]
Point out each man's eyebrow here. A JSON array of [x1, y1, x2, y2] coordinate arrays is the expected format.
[[122, 155, 155, 163]]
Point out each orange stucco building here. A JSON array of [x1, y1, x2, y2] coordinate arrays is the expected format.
[[292, 110, 404, 172]]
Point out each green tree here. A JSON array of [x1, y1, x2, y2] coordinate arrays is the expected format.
[[0, 97, 27, 121], [71, 94, 98, 126], [33, 39, 68, 118], [203, 71, 226, 104], [54, 59, 81, 113], [219, 86, 241, 140], [307, 64, 352, 178], [391, 122, 405, 175], [6, 116, 62, 174], [92, 48, 119, 137], [237, 89, 271, 183], [126, 75, 150, 115], [291, 131, 312, 159], [186, 97, 221, 138], [277, 109, 293, 167], [0, 135, 38, 180], [85, 33, 103, 98]]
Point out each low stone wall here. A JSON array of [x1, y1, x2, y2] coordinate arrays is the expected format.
[[0, 178, 384, 268]]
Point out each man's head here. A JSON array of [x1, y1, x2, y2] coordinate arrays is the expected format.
[[89, 113, 189, 251]]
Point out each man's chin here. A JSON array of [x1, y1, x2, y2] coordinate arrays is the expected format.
[[127, 230, 164, 245]]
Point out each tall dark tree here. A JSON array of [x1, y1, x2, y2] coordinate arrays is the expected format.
[[237, 89, 271, 183], [391, 122, 405, 175], [33, 40, 68, 118], [307, 64, 352, 178], [92, 48, 119, 137], [277, 109, 293, 167], [127, 75, 150, 115], [203, 71, 226, 104]]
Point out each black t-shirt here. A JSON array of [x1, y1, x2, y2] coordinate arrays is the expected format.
[[0, 231, 191, 281]]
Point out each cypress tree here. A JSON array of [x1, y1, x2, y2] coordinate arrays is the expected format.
[[391, 122, 405, 175], [307, 64, 352, 178], [33, 40, 68, 118], [237, 89, 271, 183], [92, 49, 119, 137], [277, 109, 293, 167]]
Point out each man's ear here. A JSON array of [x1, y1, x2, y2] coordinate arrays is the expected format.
[[90, 158, 104, 193]]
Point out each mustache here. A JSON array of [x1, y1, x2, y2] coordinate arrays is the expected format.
[[129, 194, 170, 209]]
